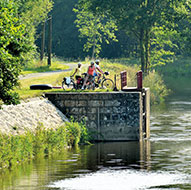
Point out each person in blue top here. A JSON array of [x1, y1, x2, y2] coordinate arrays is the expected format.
[[94, 59, 104, 83]]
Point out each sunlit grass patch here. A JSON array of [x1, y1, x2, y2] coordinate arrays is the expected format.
[[21, 58, 71, 75], [17, 72, 70, 99]]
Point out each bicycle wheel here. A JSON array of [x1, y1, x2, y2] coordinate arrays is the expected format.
[[70, 80, 76, 90], [62, 80, 65, 90], [101, 79, 114, 90]]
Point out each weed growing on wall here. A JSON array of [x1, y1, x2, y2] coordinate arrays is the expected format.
[[0, 121, 90, 170]]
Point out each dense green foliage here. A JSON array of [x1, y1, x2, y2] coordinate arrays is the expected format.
[[0, 121, 90, 170], [39, 0, 191, 73], [76, 0, 191, 73], [36, 0, 138, 59], [0, 0, 28, 105], [143, 71, 169, 104], [156, 57, 191, 77], [73, 4, 118, 58], [16, 0, 53, 63], [0, 0, 52, 105]]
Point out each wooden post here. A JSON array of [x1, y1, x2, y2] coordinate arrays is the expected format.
[[48, 16, 52, 66], [113, 74, 118, 91], [40, 22, 45, 61], [145, 88, 150, 139], [120, 71, 127, 90]]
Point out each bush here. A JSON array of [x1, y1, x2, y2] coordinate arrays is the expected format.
[[0, 1, 28, 104], [65, 119, 91, 146], [143, 71, 170, 104], [0, 122, 90, 170]]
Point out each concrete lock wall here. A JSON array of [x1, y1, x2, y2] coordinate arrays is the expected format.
[[45, 90, 150, 141]]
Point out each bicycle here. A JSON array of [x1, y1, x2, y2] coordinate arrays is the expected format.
[[62, 76, 76, 90], [62, 74, 85, 90], [97, 71, 114, 90], [84, 71, 114, 90], [82, 73, 96, 90]]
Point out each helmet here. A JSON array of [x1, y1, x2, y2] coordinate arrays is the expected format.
[[78, 62, 82, 66], [95, 59, 100, 63], [90, 61, 94, 65]]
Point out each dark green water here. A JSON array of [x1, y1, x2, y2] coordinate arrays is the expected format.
[[2, 77, 191, 190]]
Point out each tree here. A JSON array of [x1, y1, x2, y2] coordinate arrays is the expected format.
[[16, 0, 53, 64], [73, 3, 118, 59], [0, 0, 29, 104], [77, 0, 190, 72], [0, 0, 53, 105]]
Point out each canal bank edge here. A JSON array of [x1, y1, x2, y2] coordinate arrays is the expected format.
[[0, 97, 69, 135]]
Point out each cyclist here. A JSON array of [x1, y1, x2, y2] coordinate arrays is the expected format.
[[71, 62, 82, 80], [94, 59, 104, 83], [81, 61, 97, 90]]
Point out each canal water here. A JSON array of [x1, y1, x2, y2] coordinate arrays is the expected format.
[[1, 77, 191, 190]]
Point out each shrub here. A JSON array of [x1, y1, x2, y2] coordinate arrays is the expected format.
[[143, 71, 170, 104], [0, 121, 90, 170]]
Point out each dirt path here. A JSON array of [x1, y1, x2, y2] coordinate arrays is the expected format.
[[19, 63, 77, 80]]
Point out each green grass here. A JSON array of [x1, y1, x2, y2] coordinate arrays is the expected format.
[[17, 60, 138, 99], [21, 58, 70, 75], [17, 72, 68, 99]]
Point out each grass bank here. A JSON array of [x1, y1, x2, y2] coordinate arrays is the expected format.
[[0, 121, 90, 170], [21, 57, 70, 75]]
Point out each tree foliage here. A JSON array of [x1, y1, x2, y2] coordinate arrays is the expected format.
[[0, 0, 53, 105], [32, 0, 191, 62], [77, 0, 191, 72], [16, 0, 53, 63], [73, 3, 118, 59], [0, 0, 27, 104], [39, 0, 134, 59]]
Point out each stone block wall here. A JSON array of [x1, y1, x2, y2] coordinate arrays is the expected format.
[[45, 92, 145, 141]]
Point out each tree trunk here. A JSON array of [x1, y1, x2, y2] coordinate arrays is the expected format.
[[91, 35, 96, 59], [145, 29, 151, 73], [92, 43, 95, 59], [40, 22, 45, 61], [140, 28, 145, 72], [48, 16, 52, 66]]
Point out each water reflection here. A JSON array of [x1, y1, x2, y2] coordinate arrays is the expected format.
[[0, 141, 152, 190], [0, 139, 190, 189], [85, 142, 145, 169]]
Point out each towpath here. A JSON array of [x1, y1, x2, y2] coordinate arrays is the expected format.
[[19, 63, 77, 80]]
